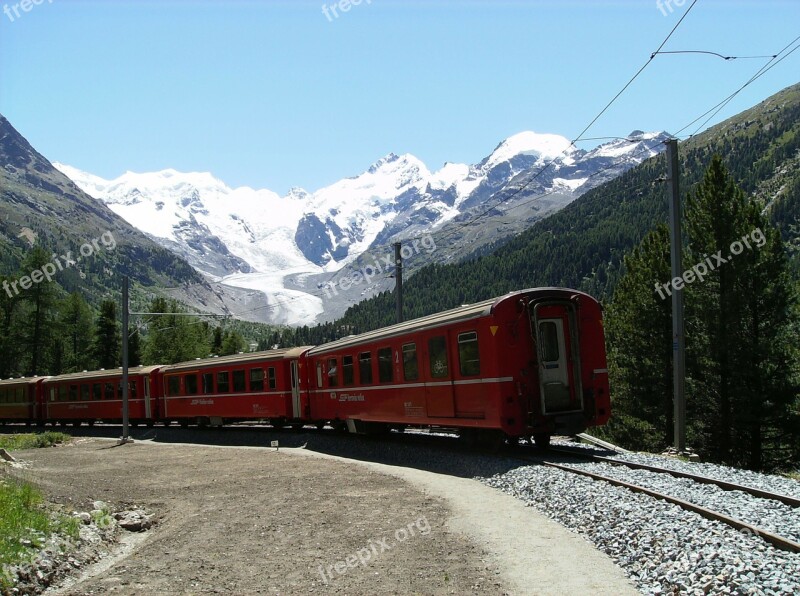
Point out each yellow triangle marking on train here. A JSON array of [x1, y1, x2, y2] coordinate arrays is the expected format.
[[490, 326, 499, 336]]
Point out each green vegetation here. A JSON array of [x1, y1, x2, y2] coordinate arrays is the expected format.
[[0, 432, 71, 452], [603, 158, 799, 470], [0, 478, 79, 589]]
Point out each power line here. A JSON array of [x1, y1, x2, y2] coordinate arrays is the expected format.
[[673, 34, 800, 138]]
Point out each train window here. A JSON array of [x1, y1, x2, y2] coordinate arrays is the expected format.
[[217, 372, 230, 393], [402, 343, 418, 381], [58, 385, 67, 402], [185, 374, 199, 396], [69, 384, 78, 401], [359, 352, 373, 384], [105, 383, 115, 400], [342, 355, 354, 386], [81, 384, 90, 401], [428, 337, 449, 379], [233, 370, 246, 392], [202, 373, 214, 394], [167, 376, 180, 396], [129, 381, 138, 399], [268, 367, 276, 390], [378, 347, 393, 383], [458, 331, 481, 376], [316, 363, 323, 388], [250, 368, 264, 392], [93, 383, 102, 401], [327, 358, 338, 387], [0, 389, 5, 403], [540, 322, 560, 362]]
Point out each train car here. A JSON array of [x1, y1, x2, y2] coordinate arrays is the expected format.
[[305, 288, 610, 446], [159, 347, 312, 427], [0, 376, 46, 425], [41, 367, 162, 426]]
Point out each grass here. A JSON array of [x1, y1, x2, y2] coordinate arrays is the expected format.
[[0, 477, 80, 589], [0, 432, 71, 452]]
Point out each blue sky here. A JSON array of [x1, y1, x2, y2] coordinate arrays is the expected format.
[[1, 0, 798, 194]]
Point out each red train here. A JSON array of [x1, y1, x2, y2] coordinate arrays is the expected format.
[[0, 288, 611, 447]]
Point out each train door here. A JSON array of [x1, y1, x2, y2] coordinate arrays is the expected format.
[[424, 333, 455, 417], [143, 375, 153, 420], [290, 360, 301, 418], [531, 303, 583, 414]]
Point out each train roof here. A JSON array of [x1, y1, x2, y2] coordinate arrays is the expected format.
[[309, 287, 590, 355], [0, 376, 48, 387], [161, 346, 313, 373], [44, 366, 163, 384]]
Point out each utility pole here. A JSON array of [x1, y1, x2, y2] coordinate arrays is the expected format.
[[121, 275, 130, 444], [666, 138, 686, 452], [394, 242, 403, 324]]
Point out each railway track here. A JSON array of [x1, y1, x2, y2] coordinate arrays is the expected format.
[[515, 445, 800, 554]]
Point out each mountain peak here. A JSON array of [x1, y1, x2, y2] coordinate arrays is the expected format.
[[484, 131, 573, 170]]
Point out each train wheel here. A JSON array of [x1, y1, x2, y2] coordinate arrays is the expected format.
[[72, 421, 81, 428], [533, 433, 551, 449], [180, 420, 189, 428], [163, 420, 172, 427], [88, 421, 95, 427], [315, 422, 326, 431]]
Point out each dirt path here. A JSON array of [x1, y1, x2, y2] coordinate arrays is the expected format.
[[14, 439, 504, 594], [11, 436, 637, 595]]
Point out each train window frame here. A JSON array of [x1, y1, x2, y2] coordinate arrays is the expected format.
[[428, 336, 449, 379], [540, 322, 560, 362], [105, 382, 116, 400], [217, 371, 230, 393], [92, 383, 102, 401], [327, 358, 338, 388], [185, 374, 199, 396], [378, 347, 393, 383], [232, 369, 246, 392], [342, 355, 355, 386], [167, 376, 181, 397], [250, 368, 264, 392], [80, 384, 90, 401], [268, 367, 276, 390], [69, 384, 78, 401], [316, 362, 323, 388], [359, 351, 373, 384], [402, 343, 418, 381], [202, 373, 214, 394], [129, 381, 138, 399], [58, 384, 68, 402], [458, 331, 481, 377]]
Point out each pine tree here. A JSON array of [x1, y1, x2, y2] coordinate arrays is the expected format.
[[93, 299, 121, 369], [220, 330, 246, 355], [604, 225, 674, 450], [61, 292, 95, 372], [685, 156, 799, 469], [19, 247, 59, 376]]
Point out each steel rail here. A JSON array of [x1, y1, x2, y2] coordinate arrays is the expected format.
[[541, 460, 800, 554], [548, 446, 800, 509]]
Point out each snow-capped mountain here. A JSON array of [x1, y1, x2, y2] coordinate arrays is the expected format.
[[54, 130, 667, 325]]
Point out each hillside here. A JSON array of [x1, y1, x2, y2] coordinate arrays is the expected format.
[[331, 82, 800, 333]]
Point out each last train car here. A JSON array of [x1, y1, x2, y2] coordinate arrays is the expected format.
[[305, 288, 610, 446], [0, 376, 46, 425]]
